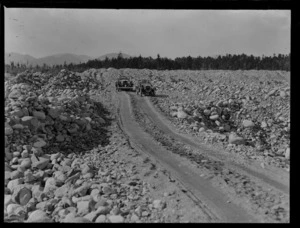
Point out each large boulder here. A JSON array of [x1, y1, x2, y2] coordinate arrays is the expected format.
[[31, 156, 49, 170], [12, 186, 32, 206], [26, 210, 53, 223], [177, 110, 188, 119], [8, 89, 22, 99], [6, 204, 26, 219]]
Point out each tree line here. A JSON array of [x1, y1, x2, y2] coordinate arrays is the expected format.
[[5, 53, 290, 75]]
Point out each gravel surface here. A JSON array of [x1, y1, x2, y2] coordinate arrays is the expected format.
[[4, 68, 290, 223], [129, 93, 289, 223]]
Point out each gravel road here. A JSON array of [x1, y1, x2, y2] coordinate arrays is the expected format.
[[116, 90, 289, 223]]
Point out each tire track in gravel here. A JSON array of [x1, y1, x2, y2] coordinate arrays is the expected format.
[[145, 97, 289, 195], [128, 93, 289, 223], [117, 91, 258, 223]]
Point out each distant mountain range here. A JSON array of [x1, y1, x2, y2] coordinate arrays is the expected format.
[[5, 52, 131, 66]]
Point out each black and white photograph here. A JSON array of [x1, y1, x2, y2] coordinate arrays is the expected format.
[[4, 8, 290, 223]]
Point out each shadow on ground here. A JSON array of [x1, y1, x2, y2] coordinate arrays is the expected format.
[[154, 94, 169, 98], [44, 101, 113, 155]]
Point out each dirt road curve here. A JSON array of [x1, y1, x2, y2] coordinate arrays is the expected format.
[[118, 92, 256, 222]]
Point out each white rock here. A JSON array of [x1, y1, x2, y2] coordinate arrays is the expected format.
[[33, 139, 47, 148], [21, 116, 39, 130], [210, 114, 219, 120], [153, 199, 166, 209], [95, 214, 106, 223], [261, 121, 267, 128], [177, 110, 188, 119], [77, 200, 91, 216], [242, 120, 255, 128], [5, 127, 14, 135], [20, 158, 31, 169], [5, 194, 13, 209], [21, 150, 29, 158], [7, 178, 23, 193], [228, 133, 245, 145], [26, 210, 53, 222], [131, 213, 139, 222], [32, 156, 49, 170], [198, 127, 205, 132], [7, 204, 26, 218], [83, 211, 98, 222], [64, 216, 92, 223], [43, 177, 57, 194], [280, 91, 286, 98], [285, 148, 290, 160], [108, 215, 124, 223], [170, 111, 178, 117], [12, 124, 24, 129]]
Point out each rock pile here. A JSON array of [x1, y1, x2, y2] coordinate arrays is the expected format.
[[4, 145, 168, 223], [5, 69, 107, 155], [4, 69, 105, 222], [42, 69, 101, 96], [5, 68, 171, 223], [152, 70, 290, 168]]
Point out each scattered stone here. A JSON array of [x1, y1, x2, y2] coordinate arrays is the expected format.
[[32, 156, 49, 170], [131, 213, 140, 222], [64, 216, 92, 223], [77, 200, 93, 216], [177, 110, 188, 119], [7, 204, 26, 219], [14, 187, 32, 206], [26, 210, 53, 222], [5, 194, 13, 208], [83, 211, 99, 222], [210, 114, 219, 120], [228, 133, 245, 145], [95, 214, 106, 223], [285, 148, 290, 160], [242, 120, 255, 128], [108, 215, 124, 223], [153, 199, 166, 209], [33, 139, 47, 148]]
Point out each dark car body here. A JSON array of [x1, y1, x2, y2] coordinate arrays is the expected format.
[[115, 77, 134, 91], [136, 79, 156, 96]]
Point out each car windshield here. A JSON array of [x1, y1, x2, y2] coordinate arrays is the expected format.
[[141, 80, 151, 84]]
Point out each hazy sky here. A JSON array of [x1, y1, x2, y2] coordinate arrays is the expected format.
[[5, 9, 290, 59]]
